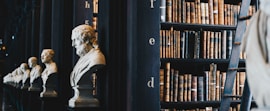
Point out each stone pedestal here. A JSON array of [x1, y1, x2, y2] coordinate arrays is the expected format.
[[69, 65, 104, 109]]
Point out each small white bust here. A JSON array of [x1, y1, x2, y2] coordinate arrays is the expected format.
[[28, 57, 42, 84], [40, 49, 58, 97], [40, 49, 57, 85], [20, 63, 30, 85]]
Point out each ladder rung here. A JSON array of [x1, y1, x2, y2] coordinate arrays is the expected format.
[[234, 42, 241, 45], [238, 15, 252, 21], [228, 67, 246, 71], [223, 94, 242, 98]]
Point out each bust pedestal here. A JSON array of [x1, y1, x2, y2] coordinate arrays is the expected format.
[[40, 73, 58, 97], [69, 65, 105, 109], [40, 73, 60, 111]]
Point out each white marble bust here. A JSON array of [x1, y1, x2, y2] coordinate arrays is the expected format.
[[69, 24, 106, 108], [28, 57, 43, 91], [20, 63, 30, 88], [40, 49, 58, 97]]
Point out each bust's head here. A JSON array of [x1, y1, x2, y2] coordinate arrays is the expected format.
[[20, 63, 28, 71], [41, 49, 54, 64], [28, 57, 38, 68], [71, 24, 96, 57]]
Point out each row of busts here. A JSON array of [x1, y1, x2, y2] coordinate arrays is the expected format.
[[3, 49, 58, 98], [3, 24, 106, 108]]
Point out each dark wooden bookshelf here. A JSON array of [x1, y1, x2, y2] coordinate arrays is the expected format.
[[161, 100, 257, 109], [160, 22, 237, 31]]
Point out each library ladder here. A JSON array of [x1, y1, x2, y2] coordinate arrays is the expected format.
[[219, 0, 254, 111]]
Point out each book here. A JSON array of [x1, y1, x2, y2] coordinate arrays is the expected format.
[[160, 69, 165, 101], [218, 0, 224, 25], [160, 0, 166, 22], [166, 0, 172, 22], [208, 0, 214, 24], [197, 76, 204, 101], [191, 76, 197, 101], [213, 0, 219, 24]]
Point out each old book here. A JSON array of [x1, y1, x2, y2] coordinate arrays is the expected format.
[[170, 68, 174, 101], [160, 0, 166, 22], [208, 0, 214, 24], [160, 69, 165, 101], [193, 31, 200, 59], [220, 72, 226, 99], [213, 0, 219, 24], [205, 2, 209, 24], [218, 0, 224, 25], [187, 74, 192, 101], [165, 62, 170, 102], [221, 30, 227, 59], [209, 63, 217, 101], [209, 31, 214, 59], [195, 0, 201, 24], [182, 0, 186, 23], [191, 76, 197, 101], [204, 71, 209, 101], [214, 32, 219, 59], [200, 3, 206, 24], [166, 0, 172, 22], [239, 72, 245, 95], [186, 2, 191, 23], [201, 31, 207, 59], [173, 70, 179, 102], [177, 0, 182, 23], [215, 70, 220, 100], [178, 74, 184, 102], [180, 31, 186, 59], [198, 76, 204, 101], [218, 32, 222, 59], [184, 74, 189, 101], [226, 30, 233, 58], [190, 2, 196, 24]]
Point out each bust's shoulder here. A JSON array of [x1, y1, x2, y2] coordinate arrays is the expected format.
[[87, 49, 106, 65]]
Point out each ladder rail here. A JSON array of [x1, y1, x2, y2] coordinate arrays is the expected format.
[[219, 0, 252, 110]]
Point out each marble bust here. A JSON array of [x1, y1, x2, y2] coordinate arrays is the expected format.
[[69, 24, 106, 108], [28, 57, 43, 91], [20, 63, 30, 89], [40, 49, 58, 97]]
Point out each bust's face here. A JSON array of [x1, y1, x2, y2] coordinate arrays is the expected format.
[[28, 59, 35, 68], [41, 50, 52, 63], [71, 33, 87, 57]]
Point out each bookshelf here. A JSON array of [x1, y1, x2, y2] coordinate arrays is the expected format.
[[159, 0, 258, 110]]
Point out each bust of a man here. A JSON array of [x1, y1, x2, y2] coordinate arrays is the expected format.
[[28, 57, 43, 91], [20, 63, 30, 89], [69, 24, 106, 108], [40, 49, 58, 97]]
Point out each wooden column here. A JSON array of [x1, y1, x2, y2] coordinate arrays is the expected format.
[[39, 0, 52, 54], [31, 0, 40, 57], [98, 0, 160, 110]]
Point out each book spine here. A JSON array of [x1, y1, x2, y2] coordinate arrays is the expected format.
[[198, 76, 204, 101], [166, 0, 172, 22], [213, 0, 219, 24], [191, 76, 197, 101], [160, 0, 166, 22], [208, 0, 214, 24]]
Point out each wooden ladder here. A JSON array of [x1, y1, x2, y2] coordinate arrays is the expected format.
[[219, 0, 255, 111]]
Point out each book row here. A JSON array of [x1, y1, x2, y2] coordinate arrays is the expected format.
[[160, 62, 246, 102], [161, 104, 241, 111], [161, 0, 256, 25], [160, 28, 246, 59]]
